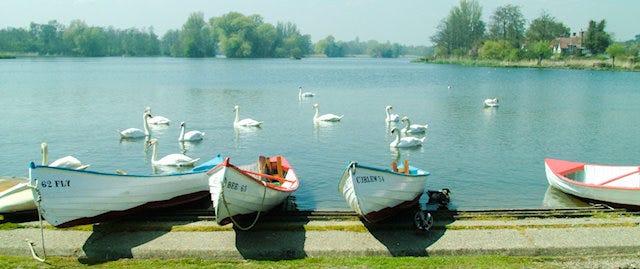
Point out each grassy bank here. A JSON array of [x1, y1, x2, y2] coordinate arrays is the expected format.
[[2, 254, 639, 268], [414, 57, 640, 72]]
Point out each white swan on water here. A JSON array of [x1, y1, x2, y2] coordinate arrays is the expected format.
[[385, 105, 400, 122], [401, 116, 428, 134], [178, 122, 204, 142], [41, 142, 90, 170], [313, 103, 343, 122], [233, 105, 263, 127], [145, 107, 171, 125], [390, 127, 425, 148], [484, 98, 499, 107], [118, 112, 152, 139], [148, 138, 199, 167], [298, 86, 315, 98]]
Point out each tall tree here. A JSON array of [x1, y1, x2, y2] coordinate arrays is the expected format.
[[431, 0, 485, 57], [315, 35, 344, 57], [605, 43, 625, 68], [488, 4, 525, 48], [212, 12, 262, 57], [181, 12, 215, 57], [585, 19, 611, 55], [160, 30, 181, 56], [525, 12, 570, 43], [531, 40, 552, 65]]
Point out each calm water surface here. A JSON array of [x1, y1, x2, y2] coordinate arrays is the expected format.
[[1, 57, 639, 210]]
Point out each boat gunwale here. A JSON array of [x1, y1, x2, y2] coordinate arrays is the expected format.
[[208, 156, 299, 192], [346, 162, 430, 177], [28, 155, 223, 178]]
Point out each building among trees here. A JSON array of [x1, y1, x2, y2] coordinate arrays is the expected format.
[[551, 32, 585, 55]]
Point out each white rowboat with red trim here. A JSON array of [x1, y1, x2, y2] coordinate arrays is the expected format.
[[544, 158, 640, 207], [207, 156, 299, 229]]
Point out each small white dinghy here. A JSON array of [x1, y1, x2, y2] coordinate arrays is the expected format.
[[0, 177, 34, 213], [338, 160, 431, 225], [544, 158, 640, 207], [207, 156, 299, 230]]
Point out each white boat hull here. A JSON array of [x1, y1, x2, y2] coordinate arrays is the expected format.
[[545, 158, 640, 207], [208, 157, 299, 226], [338, 162, 430, 223], [28, 156, 222, 227], [0, 180, 36, 213]]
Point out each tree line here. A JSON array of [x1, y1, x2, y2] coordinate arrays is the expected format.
[[430, 0, 639, 65], [0, 11, 428, 58]]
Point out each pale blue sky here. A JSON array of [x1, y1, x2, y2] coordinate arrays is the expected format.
[[1, 0, 638, 46]]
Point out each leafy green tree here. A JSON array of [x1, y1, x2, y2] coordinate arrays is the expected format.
[[275, 22, 312, 58], [585, 20, 611, 55], [213, 12, 277, 58], [431, 0, 485, 57], [530, 40, 552, 65], [525, 12, 570, 43], [181, 12, 215, 57], [605, 43, 625, 68], [480, 40, 516, 60], [62, 20, 107, 56], [369, 42, 402, 58], [29, 21, 65, 55], [0, 27, 32, 53], [488, 4, 525, 48], [161, 30, 181, 56], [315, 35, 345, 57]]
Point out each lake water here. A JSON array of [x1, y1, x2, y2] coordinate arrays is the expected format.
[[1, 57, 639, 211]]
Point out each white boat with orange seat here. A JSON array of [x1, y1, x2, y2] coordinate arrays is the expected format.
[[207, 155, 299, 230], [544, 158, 640, 207], [338, 160, 430, 223]]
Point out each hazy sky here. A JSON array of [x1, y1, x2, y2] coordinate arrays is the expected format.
[[1, 0, 638, 46]]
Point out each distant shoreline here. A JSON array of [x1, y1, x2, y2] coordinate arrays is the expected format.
[[413, 57, 640, 72]]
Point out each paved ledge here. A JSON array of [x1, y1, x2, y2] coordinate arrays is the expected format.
[[1, 213, 640, 260]]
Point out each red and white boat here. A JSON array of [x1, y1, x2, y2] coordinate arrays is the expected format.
[[338, 160, 430, 223], [544, 158, 640, 207], [207, 156, 299, 229]]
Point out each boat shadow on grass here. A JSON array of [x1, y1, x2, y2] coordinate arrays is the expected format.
[[79, 197, 212, 264], [80, 224, 173, 263], [233, 201, 309, 260], [363, 208, 454, 257]]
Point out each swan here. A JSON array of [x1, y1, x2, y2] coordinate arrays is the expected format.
[[148, 138, 199, 167], [41, 142, 90, 170], [484, 98, 499, 107], [118, 112, 152, 139], [390, 127, 425, 148], [400, 116, 428, 134], [178, 122, 205, 142], [233, 105, 263, 127], [385, 105, 400, 122], [313, 103, 343, 122], [145, 107, 171, 125], [298, 86, 315, 98]]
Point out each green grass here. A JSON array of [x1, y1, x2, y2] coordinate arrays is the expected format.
[[0, 255, 568, 269]]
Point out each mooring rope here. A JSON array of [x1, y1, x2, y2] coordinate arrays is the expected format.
[[26, 179, 46, 262], [220, 174, 268, 231]]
